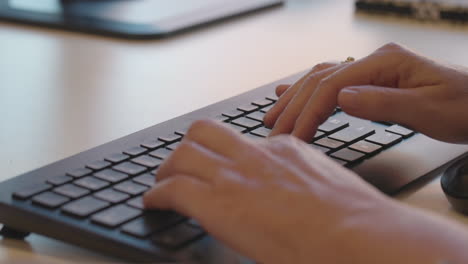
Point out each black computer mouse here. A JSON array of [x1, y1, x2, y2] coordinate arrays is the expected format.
[[441, 154, 468, 215]]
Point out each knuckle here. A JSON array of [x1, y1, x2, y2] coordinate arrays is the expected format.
[[303, 72, 321, 85], [310, 62, 333, 73], [269, 134, 301, 150], [380, 42, 403, 51], [316, 77, 332, 90], [266, 135, 307, 160], [375, 43, 409, 59]]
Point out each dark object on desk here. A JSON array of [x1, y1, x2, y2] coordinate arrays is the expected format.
[[0, 0, 284, 39], [355, 0, 468, 22], [0, 71, 467, 262], [441, 153, 468, 215]]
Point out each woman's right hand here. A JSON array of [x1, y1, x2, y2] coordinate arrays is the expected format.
[[264, 43, 468, 144]]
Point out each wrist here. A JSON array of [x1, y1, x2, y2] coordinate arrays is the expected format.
[[328, 195, 398, 263], [334, 199, 468, 264]]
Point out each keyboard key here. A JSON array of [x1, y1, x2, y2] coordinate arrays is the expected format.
[[329, 126, 375, 143], [105, 153, 130, 164], [212, 114, 230, 123], [132, 155, 163, 168], [141, 139, 165, 150], [53, 184, 90, 199], [231, 117, 262, 129], [175, 129, 188, 136], [122, 212, 185, 239], [74, 177, 110, 191], [330, 157, 349, 166], [314, 138, 345, 150], [331, 148, 366, 163], [374, 121, 394, 126], [260, 104, 274, 113], [123, 146, 147, 157], [67, 168, 92, 178], [158, 134, 182, 144], [309, 144, 331, 154], [62, 196, 109, 218], [46, 175, 73, 186], [114, 181, 149, 196], [166, 142, 181, 151], [313, 131, 326, 140], [366, 132, 402, 146], [13, 183, 52, 200], [237, 104, 258, 113], [246, 111, 265, 122], [149, 148, 172, 160], [32, 192, 69, 209], [91, 205, 141, 228], [94, 169, 128, 183], [151, 222, 205, 249], [349, 141, 382, 154], [250, 127, 271, 138], [318, 118, 349, 133], [265, 93, 278, 102], [386, 125, 415, 138], [227, 123, 248, 133], [113, 162, 146, 176], [133, 173, 156, 187], [222, 109, 244, 119], [126, 196, 144, 209], [86, 160, 111, 171], [94, 189, 130, 204], [252, 99, 274, 107]]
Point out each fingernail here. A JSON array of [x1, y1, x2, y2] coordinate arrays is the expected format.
[[339, 88, 359, 110]]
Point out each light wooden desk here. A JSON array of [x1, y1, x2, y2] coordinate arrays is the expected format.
[[1, 0, 468, 262]]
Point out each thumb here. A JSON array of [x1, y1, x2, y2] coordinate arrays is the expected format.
[[337, 85, 426, 127]]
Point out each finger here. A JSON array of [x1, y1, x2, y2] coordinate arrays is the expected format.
[[143, 174, 211, 219], [264, 62, 339, 128], [291, 53, 405, 140], [269, 63, 347, 138], [185, 120, 250, 159], [337, 85, 430, 127], [264, 75, 312, 128], [275, 85, 290, 97], [157, 139, 230, 183]]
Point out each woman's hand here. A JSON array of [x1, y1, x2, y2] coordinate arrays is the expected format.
[[143, 120, 394, 264], [264, 43, 468, 144], [143, 44, 468, 264], [144, 120, 468, 264]]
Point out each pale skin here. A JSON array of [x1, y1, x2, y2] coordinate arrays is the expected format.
[[144, 43, 468, 263]]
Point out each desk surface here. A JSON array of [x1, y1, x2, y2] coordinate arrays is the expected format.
[[1, 0, 468, 262]]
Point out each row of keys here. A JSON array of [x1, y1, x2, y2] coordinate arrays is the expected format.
[[220, 103, 414, 167], [14, 95, 277, 202], [316, 122, 413, 165], [12, 95, 278, 249], [14, 136, 176, 201], [12, 92, 417, 251]]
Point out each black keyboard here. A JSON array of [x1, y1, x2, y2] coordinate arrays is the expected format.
[[1, 72, 467, 263]]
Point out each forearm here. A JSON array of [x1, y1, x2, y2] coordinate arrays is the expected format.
[[338, 200, 468, 264]]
